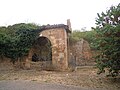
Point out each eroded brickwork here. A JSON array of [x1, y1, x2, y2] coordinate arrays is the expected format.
[[39, 28, 68, 70], [69, 39, 94, 66], [25, 25, 71, 71]]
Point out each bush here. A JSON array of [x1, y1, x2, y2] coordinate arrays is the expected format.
[[0, 23, 39, 63]]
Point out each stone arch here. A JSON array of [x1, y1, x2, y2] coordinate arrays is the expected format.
[[32, 36, 52, 62], [39, 28, 68, 71], [25, 36, 52, 70], [25, 23, 71, 71]]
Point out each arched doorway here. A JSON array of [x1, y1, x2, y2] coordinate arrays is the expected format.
[[25, 23, 71, 71], [31, 37, 52, 70]]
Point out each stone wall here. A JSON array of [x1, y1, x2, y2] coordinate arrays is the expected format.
[[69, 39, 94, 66], [40, 28, 68, 71], [25, 27, 70, 71]]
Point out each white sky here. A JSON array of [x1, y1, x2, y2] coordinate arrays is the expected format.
[[0, 0, 119, 30]]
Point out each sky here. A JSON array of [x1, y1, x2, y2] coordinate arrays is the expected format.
[[0, 0, 119, 30]]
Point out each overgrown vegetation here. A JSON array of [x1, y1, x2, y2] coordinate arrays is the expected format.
[[69, 30, 96, 50], [0, 23, 39, 63], [94, 3, 120, 76]]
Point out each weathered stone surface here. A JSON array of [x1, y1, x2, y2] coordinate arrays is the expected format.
[[25, 24, 71, 71], [69, 39, 94, 66]]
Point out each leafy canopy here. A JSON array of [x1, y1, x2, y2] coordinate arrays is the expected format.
[[0, 23, 39, 63], [94, 3, 120, 76]]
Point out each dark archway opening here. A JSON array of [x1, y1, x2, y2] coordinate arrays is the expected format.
[[31, 37, 52, 70]]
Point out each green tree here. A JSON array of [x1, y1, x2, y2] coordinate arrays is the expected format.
[[94, 3, 120, 76]]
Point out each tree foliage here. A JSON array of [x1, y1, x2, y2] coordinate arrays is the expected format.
[[0, 23, 39, 63], [69, 30, 96, 50], [94, 3, 120, 76]]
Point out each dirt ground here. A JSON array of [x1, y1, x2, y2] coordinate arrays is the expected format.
[[0, 61, 120, 90]]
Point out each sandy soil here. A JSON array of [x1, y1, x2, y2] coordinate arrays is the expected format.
[[0, 61, 120, 90]]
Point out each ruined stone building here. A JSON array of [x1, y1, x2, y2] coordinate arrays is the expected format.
[[69, 38, 94, 66], [25, 20, 72, 71], [0, 19, 94, 71], [24, 20, 94, 71]]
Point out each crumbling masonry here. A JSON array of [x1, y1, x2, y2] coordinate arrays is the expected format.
[[25, 20, 71, 71]]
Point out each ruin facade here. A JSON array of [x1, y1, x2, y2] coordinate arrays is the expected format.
[[25, 21, 71, 71], [69, 39, 94, 66]]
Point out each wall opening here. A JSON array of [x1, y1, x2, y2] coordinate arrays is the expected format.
[[31, 37, 52, 70]]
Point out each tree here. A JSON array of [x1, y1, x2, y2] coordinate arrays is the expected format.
[[94, 3, 120, 76]]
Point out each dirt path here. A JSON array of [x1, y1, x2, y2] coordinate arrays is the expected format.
[[0, 61, 120, 90], [0, 80, 98, 90]]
